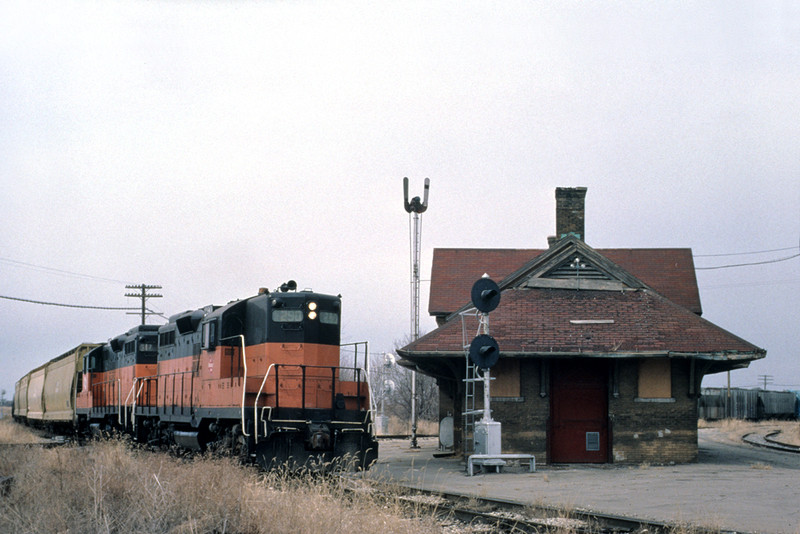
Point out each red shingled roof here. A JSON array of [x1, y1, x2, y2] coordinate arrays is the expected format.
[[429, 247, 702, 317], [409, 287, 762, 357]]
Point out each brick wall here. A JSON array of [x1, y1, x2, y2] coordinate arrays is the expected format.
[[440, 356, 699, 464], [492, 360, 549, 458], [609, 359, 698, 464], [555, 187, 587, 241]]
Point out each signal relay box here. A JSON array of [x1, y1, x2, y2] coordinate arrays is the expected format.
[[473, 420, 502, 455]]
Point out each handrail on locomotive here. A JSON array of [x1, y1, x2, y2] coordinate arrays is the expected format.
[[253, 361, 371, 444]]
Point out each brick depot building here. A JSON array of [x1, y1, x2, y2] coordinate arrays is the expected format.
[[397, 187, 765, 464]]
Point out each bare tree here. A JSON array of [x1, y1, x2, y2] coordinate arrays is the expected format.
[[385, 363, 438, 421], [369, 336, 439, 425]]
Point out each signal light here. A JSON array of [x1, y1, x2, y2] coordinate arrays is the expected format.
[[471, 277, 501, 313], [469, 334, 500, 369]]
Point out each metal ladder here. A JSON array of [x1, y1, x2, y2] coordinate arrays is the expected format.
[[460, 309, 488, 458]]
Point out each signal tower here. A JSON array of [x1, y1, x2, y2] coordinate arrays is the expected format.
[[403, 177, 429, 449]]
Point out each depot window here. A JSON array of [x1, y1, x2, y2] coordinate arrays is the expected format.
[[637, 358, 672, 400]]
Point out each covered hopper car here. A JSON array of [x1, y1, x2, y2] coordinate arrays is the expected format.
[[13, 343, 101, 430], [699, 387, 798, 421]]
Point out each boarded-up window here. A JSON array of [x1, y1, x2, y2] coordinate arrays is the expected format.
[[638, 358, 671, 399], [491, 358, 520, 397]]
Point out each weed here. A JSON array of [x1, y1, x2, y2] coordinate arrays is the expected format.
[[0, 436, 445, 534], [0, 418, 44, 444]]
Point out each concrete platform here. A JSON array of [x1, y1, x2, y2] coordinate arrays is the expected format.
[[367, 429, 800, 534]]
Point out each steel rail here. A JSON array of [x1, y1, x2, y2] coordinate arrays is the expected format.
[[351, 480, 744, 534]]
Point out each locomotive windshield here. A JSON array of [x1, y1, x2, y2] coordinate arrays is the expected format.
[[319, 311, 338, 325], [137, 335, 158, 364]]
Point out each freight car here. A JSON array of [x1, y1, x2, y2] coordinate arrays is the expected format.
[[699, 387, 798, 421], [13, 343, 101, 431], [14, 283, 379, 470]]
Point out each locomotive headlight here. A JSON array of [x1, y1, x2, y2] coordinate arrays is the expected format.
[[307, 301, 318, 320]]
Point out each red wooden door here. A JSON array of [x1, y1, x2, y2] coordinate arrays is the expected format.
[[549, 359, 609, 463]]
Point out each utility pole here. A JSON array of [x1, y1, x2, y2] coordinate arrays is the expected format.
[[758, 375, 773, 390], [403, 177, 429, 449], [125, 284, 163, 325]]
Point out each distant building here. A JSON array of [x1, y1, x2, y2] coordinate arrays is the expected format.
[[398, 187, 765, 464]]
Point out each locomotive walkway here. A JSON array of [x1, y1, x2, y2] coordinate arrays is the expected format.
[[368, 429, 800, 534]]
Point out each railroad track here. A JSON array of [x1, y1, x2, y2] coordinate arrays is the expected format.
[[347, 480, 745, 534], [0, 434, 71, 449]]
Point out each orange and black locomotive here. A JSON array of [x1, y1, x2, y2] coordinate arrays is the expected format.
[[14, 282, 378, 470]]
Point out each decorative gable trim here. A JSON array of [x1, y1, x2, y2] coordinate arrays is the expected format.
[[526, 278, 629, 290], [544, 254, 609, 279], [504, 236, 649, 292]]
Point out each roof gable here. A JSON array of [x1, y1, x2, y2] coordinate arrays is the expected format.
[[428, 242, 702, 317], [502, 236, 648, 293]]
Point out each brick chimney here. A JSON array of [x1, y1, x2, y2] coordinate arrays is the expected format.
[[548, 187, 587, 247]]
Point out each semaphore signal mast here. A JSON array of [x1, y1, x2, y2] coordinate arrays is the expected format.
[[403, 177, 429, 449]]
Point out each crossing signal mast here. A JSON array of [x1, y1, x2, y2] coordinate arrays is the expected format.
[[403, 177, 430, 449], [125, 284, 163, 325]]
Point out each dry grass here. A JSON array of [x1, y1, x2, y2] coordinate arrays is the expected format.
[[750, 462, 773, 470], [0, 435, 447, 534], [777, 422, 800, 446], [378, 416, 438, 436], [699, 418, 800, 446], [0, 417, 48, 444]]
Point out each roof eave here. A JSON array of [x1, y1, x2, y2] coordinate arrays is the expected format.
[[398, 349, 766, 361]]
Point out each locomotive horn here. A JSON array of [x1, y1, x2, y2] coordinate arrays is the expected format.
[[280, 280, 297, 292]]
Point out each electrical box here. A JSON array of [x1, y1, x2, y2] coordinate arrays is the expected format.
[[473, 420, 502, 455]]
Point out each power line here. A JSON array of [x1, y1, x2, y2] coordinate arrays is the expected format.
[[0, 294, 138, 310], [694, 246, 798, 258], [695, 252, 800, 270], [702, 278, 800, 290], [146, 307, 169, 321], [0, 257, 131, 284]]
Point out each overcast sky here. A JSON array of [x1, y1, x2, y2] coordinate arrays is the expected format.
[[2, 1, 799, 399]]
